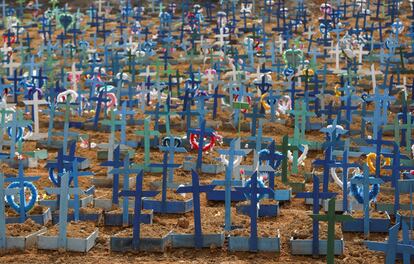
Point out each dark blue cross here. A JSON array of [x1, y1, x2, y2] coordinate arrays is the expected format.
[[100, 145, 123, 205], [259, 140, 284, 191], [296, 175, 337, 257], [119, 171, 158, 250], [178, 100, 200, 139], [188, 119, 215, 170], [351, 165, 384, 237], [149, 152, 181, 212], [110, 154, 141, 225], [211, 85, 225, 120], [176, 170, 216, 248], [243, 102, 265, 137], [89, 90, 110, 130], [235, 171, 274, 251], [331, 139, 359, 212], [70, 160, 94, 221]]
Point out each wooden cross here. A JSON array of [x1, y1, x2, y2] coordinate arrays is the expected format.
[[3, 54, 20, 77], [217, 138, 249, 231], [100, 146, 123, 205], [259, 140, 284, 191], [0, 171, 18, 249], [100, 110, 123, 172], [275, 135, 298, 183], [296, 176, 337, 257], [149, 152, 181, 211], [22, 91, 48, 140], [188, 119, 215, 170], [159, 137, 187, 187], [365, 223, 414, 264], [235, 171, 274, 251], [176, 170, 216, 248], [119, 171, 158, 250], [110, 154, 141, 225], [4, 161, 40, 223], [5, 110, 32, 159], [70, 160, 94, 221], [351, 165, 384, 237], [311, 199, 353, 264], [55, 97, 78, 154], [289, 100, 315, 174], [135, 117, 160, 170], [44, 172, 85, 251]]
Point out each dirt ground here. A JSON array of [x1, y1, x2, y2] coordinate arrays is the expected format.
[[0, 0, 412, 263]]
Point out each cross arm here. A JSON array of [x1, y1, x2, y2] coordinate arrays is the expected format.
[[44, 187, 85, 196], [176, 184, 216, 194]]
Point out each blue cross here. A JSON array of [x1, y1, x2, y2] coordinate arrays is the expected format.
[[159, 139, 187, 187], [44, 172, 85, 251], [149, 152, 181, 212], [100, 145, 123, 205], [259, 141, 284, 191], [296, 176, 337, 256], [351, 165, 384, 237], [235, 171, 274, 251], [54, 98, 79, 154], [5, 110, 32, 159], [178, 100, 200, 139], [89, 90, 110, 130], [188, 119, 215, 171], [176, 170, 216, 248], [0, 171, 18, 249], [5, 161, 40, 223], [365, 223, 414, 264], [69, 160, 94, 221], [217, 138, 249, 231], [119, 171, 158, 250], [110, 154, 142, 225], [247, 119, 272, 153], [243, 102, 265, 137]]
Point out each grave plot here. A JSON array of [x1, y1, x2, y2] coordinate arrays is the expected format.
[[0, 0, 414, 263]]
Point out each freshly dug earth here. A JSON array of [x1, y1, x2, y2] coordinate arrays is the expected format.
[[105, 208, 153, 215], [116, 224, 171, 238], [153, 189, 192, 201], [351, 210, 389, 219], [6, 219, 43, 237], [6, 205, 47, 217], [44, 222, 96, 238]]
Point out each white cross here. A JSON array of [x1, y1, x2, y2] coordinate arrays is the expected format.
[[369, 64, 383, 92], [329, 43, 342, 71], [69, 63, 82, 90], [356, 44, 369, 70], [215, 27, 228, 48], [139, 65, 156, 78], [23, 91, 48, 140], [0, 98, 15, 151], [95, 0, 105, 16], [0, 42, 11, 57], [371, 64, 377, 92], [303, 26, 315, 40], [204, 69, 216, 92], [3, 54, 20, 76], [395, 76, 408, 100], [275, 34, 286, 54]]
